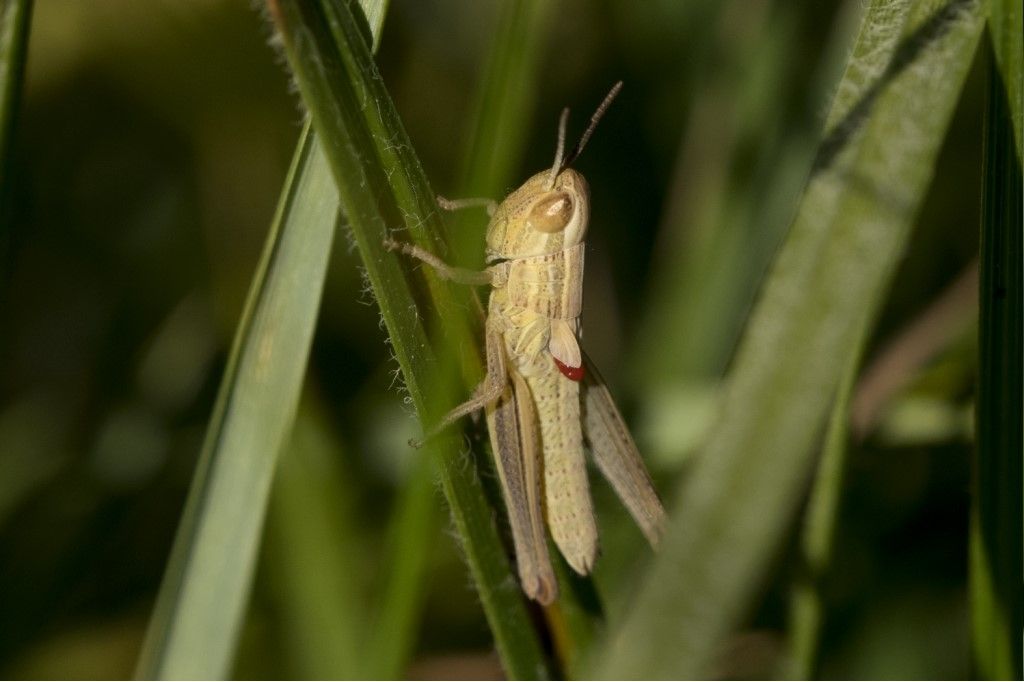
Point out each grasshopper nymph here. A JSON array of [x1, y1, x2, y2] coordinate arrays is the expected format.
[[385, 82, 666, 605]]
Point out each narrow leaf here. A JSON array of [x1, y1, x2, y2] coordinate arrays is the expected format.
[[786, 352, 858, 678], [364, 4, 561, 674], [593, 0, 985, 677], [969, 40, 1023, 680], [363, 453, 439, 679], [448, 0, 554, 270], [0, 0, 32, 224], [136, 122, 341, 679], [457, 0, 553, 202], [267, 0, 551, 676], [265, 401, 366, 680], [987, 0, 1022, 155]]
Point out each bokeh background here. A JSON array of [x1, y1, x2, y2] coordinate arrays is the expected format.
[[0, 0, 983, 677]]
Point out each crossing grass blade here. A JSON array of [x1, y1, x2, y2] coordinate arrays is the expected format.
[[266, 0, 551, 677], [135, 4, 396, 677], [591, 0, 985, 677], [362, 452, 440, 679], [135, 119, 343, 679], [987, 0, 1022, 155], [969, 27, 1023, 678], [786, 352, 859, 678], [456, 0, 553, 205], [264, 400, 367, 680], [0, 0, 31, 226]]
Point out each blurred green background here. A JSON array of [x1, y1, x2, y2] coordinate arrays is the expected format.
[[0, 0, 984, 678]]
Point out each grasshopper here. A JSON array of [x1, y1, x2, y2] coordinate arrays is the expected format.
[[385, 83, 665, 605]]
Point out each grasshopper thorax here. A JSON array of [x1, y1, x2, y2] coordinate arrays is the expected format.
[[485, 168, 590, 262]]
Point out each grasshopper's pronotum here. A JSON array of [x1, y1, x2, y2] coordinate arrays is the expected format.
[[385, 83, 665, 605]]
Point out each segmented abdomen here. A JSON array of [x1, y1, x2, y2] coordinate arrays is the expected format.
[[524, 358, 598, 575]]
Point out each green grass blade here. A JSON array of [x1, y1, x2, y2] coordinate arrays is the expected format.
[[969, 39, 1023, 680], [457, 0, 552, 203], [266, 0, 550, 677], [592, 0, 984, 677], [0, 0, 31, 222], [987, 0, 1022, 155], [0, 0, 30, 162], [364, 4, 560, 674], [546, 558, 600, 678], [135, 122, 341, 679], [786, 352, 859, 678], [363, 453, 439, 679], [359, 0, 388, 43], [632, 0, 829, 384], [448, 0, 553, 270], [365, 2, 560, 676], [264, 400, 366, 679], [788, 255, 978, 676], [136, 5, 389, 677]]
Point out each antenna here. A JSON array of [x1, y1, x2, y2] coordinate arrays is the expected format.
[[561, 81, 623, 170], [546, 107, 570, 189]]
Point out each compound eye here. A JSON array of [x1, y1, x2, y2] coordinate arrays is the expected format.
[[527, 192, 573, 233]]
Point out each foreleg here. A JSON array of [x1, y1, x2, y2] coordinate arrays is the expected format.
[[436, 195, 497, 216]]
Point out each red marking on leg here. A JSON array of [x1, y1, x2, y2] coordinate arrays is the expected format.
[[554, 357, 585, 381]]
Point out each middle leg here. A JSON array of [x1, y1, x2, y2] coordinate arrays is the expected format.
[[383, 238, 493, 286]]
